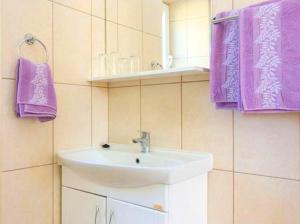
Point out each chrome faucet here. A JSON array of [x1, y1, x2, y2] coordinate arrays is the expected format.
[[132, 132, 151, 153]]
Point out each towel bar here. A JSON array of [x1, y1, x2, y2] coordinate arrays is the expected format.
[[18, 33, 48, 63], [212, 15, 239, 24]]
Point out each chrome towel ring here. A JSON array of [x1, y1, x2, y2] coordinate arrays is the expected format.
[[18, 33, 49, 63]]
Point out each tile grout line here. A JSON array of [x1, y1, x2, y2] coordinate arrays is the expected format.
[[232, 110, 235, 224], [213, 168, 300, 182], [90, 0, 93, 148], [51, 1, 55, 223], [231, 2, 235, 223], [180, 75, 183, 150], [107, 79, 210, 89], [52, 1, 94, 17], [104, 0, 109, 145], [139, 81, 142, 134], [140, 0, 143, 133], [233, 171, 300, 182], [2, 163, 54, 173], [299, 111, 300, 182]]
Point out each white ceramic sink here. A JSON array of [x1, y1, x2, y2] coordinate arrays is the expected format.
[[58, 144, 213, 188]]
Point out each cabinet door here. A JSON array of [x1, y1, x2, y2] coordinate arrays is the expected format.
[[107, 198, 168, 224], [62, 187, 106, 224]]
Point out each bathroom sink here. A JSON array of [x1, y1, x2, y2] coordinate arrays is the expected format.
[[57, 144, 213, 188]]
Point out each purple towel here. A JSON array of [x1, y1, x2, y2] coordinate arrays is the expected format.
[[16, 57, 57, 122], [240, 0, 300, 112], [211, 0, 300, 112], [210, 10, 241, 110]]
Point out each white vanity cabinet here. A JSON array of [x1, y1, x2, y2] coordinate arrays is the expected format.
[[62, 187, 106, 224], [62, 187, 168, 224], [62, 167, 208, 224], [107, 198, 168, 224]]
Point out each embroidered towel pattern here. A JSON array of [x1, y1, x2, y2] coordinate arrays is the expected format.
[[255, 2, 282, 109], [29, 64, 48, 105], [222, 11, 240, 103]]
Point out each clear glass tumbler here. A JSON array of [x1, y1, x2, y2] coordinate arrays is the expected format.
[[109, 52, 118, 75], [129, 56, 141, 73], [117, 58, 130, 74], [95, 53, 109, 76]]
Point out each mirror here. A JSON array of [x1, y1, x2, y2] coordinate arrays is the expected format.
[[163, 0, 211, 69], [102, 0, 211, 75]]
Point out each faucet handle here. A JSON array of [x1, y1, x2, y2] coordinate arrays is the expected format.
[[141, 131, 150, 139]]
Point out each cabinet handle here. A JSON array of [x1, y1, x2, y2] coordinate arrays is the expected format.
[[95, 206, 100, 224], [109, 210, 115, 224]]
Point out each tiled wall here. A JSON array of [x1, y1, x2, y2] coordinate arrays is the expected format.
[[2, 0, 300, 224], [108, 1, 300, 224], [0, 0, 109, 223], [169, 0, 210, 68], [0, 0, 163, 223]]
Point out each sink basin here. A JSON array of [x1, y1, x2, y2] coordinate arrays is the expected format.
[[57, 144, 213, 188]]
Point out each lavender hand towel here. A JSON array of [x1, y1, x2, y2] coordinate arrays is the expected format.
[[240, 0, 300, 112], [210, 10, 241, 110], [16, 57, 57, 122]]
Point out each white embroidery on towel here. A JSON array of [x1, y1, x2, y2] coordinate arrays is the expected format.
[[222, 11, 240, 102], [255, 3, 281, 109], [29, 64, 48, 105]]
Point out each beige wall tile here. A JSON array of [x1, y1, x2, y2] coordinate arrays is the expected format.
[[233, 0, 265, 9], [109, 86, 141, 143], [92, 81, 108, 88], [169, 0, 187, 21], [211, 0, 232, 15], [141, 84, 181, 148], [187, 0, 210, 20], [235, 173, 300, 224], [182, 82, 233, 170], [187, 19, 210, 57], [118, 25, 143, 59], [142, 33, 162, 71], [54, 165, 62, 224], [234, 113, 300, 180], [106, 0, 118, 22], [92, 17, 105, 77], [1, 0, 52, 78], [1, 79, 53, 171], [92, 87, 108, 147], [0, 172, 2, 220], [54, 0, 91, 13], [208, 170, 233, 224], [118, 0, 142, 30], [109, 80, 141, 88], [170, 21, 187, 58], [182, 72, 210, 82], [54, 84, 91, 155], [53, 4, 91, 85], [141, 76, 181, 85], [92, 0, 105, 18], [143, 0, 163, 36], [106, 21, 118, 54], [1, 165, 53, 224]]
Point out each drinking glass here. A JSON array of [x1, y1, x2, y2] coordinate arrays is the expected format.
[[109, 52, 118, 75], [95, 53, 109, 76], [129, 56, 141, 73], [117, 58, 130, 74]]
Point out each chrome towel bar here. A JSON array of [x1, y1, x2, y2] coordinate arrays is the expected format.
[[212, 15, 239, 24]]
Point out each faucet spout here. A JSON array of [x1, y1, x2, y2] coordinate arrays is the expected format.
[[132, 132, 151, 153]]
